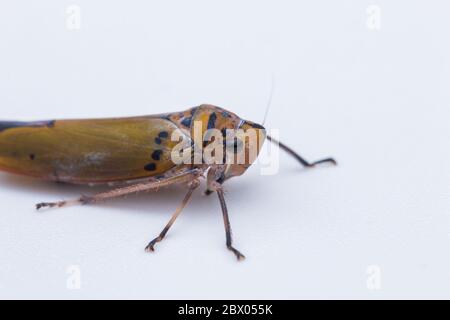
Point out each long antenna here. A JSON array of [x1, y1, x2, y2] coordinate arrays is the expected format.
[[262, 74, 275, 126], [266, 135, 337, 167], [262, 74, 337, 168]]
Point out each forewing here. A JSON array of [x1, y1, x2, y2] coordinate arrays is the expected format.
[[0, 116, 185, 184]]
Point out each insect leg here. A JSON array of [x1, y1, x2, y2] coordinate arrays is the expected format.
[[145, 179, 200, 252], [266, 135, 337, 167], [214, 183, 245, 261], [36, 168, 203, 210]]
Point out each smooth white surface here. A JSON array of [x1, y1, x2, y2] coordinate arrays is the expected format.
[[1, 1, 450, 299]]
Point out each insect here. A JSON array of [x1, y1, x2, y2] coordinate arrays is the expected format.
[[0, 104, 336, 260]]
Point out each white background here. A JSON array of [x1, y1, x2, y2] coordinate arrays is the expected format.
[[0, 1, 449, 299]]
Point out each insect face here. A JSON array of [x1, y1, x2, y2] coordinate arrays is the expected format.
[[181, 105, 266, 183], [219, 119, 266, 183]]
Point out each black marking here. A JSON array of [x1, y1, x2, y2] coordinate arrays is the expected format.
[[221, 128, 227, 138], [181, 117, 192, 128], [36, 200, 66, 210], [158, 131, 169, 138], [232, 139, 241, 154], [225, 137, 242, 154], [144, 163, 157, 171], [154, 137, 162, 144], [217, 174, 225, 184], [234, 140, 241, 153], [46, 120, 56, 128], [248, 122, 265, 130], [151, 150, 163, 161], [36, 202, 55, 210], [0, 121, 29, 132], [0, 120, 55, 132], [207, 112, 217, 130], [29, 154, 35, 160]]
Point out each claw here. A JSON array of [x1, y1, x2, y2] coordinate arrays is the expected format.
[[144, 237, 162, 252], [228, 246, 246, 261], [36, 202, 60, 210]]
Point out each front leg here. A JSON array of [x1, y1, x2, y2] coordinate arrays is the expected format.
[[211, 181, 245, 261], [145, 178, 200, 252]]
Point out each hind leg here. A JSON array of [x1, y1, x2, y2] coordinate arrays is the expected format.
[[36, 168, 204, 210]]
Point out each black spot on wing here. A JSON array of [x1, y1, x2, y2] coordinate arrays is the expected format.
[[207, 112, 217, 130], [158, 131, 169, 138], [29, 154, 35, 160], [151, 150, 163, 161], [155, 131, 168, 145], [144, 163, 157, 171]]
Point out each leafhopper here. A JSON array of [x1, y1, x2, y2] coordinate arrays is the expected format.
[[0, 104, 335, 260]]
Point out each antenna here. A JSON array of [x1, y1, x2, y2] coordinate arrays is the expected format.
[[262, 74, 275, 126]]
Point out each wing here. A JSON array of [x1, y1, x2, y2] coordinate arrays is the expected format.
[[0, 116, 188, 184]]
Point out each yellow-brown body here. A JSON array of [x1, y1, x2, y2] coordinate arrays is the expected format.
[[0, 104, 264, 185]]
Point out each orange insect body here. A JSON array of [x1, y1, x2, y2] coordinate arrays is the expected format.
[[0, 104, 264, 184], [0, 104, 335, 260]]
